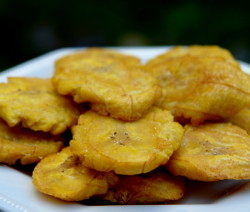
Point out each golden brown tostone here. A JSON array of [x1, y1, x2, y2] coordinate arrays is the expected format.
[[145, 46, 250, 124], [166, 123, 250, 181], [52, 48, 161, 121], [0, 77, 80, 135], [0, 119, 64, 165], [32, 147, 119, 201], [70, 107, 184, 175]]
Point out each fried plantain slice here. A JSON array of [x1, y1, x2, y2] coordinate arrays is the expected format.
[[99, 170, 185, 204], [166, 123, 250, 181], [228, 108, 250, 134], [174, 58, 250, 124], [0, 77, 80, 135], [146, 45, 240, 68], [70, 107, 184, 175], [145, 53, 250, 124], [52, 48, 160, 121], [32, 147, 119, 201], [0, 119, 64, 165]]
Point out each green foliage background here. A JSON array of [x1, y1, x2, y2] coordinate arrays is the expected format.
[[1, 0, 250, 70]]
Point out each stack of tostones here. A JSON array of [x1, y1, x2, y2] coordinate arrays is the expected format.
[[1, 46, 250, 205], [31, 47, 250, 203], [32, 48, 186, 203]]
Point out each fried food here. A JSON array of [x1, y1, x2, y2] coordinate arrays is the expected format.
[[0, 119, 64, 165], [166, 123, 250, 181], [100, 170, 185, 204], [32, 147, 119, 201], [146, 45, 240, 68], [145, 52, 250, 124], [0, 77, 80, 135], [3, 46, 250, 205], [52, 48, 160, 121], [174, 58, 250, 124], [228, 108, 250, 134], [70, 107, 184, 175]]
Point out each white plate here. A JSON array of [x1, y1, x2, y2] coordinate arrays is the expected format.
[[0, 47, 250, 212]]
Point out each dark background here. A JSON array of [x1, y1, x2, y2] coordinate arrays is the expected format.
[[1, 0, 250, 71]]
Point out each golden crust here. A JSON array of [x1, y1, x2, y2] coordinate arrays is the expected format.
[[0, 119, 64, 165], [52, 48, 161, 121], [146, 45, 240, 68], [0, 77, 80, 134], [174, 58, 250, 124], [70, 107, 184, 175], [228, 108, 250, 134], [145, 51, 250, 124], [166, 123, 250, 181], [32, 147, 119, 201], [100, 170, 185, 204]]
